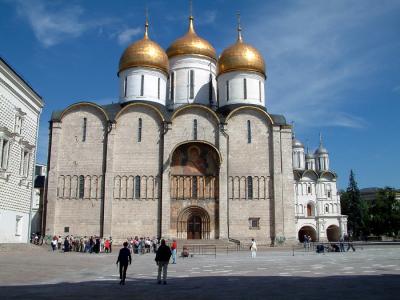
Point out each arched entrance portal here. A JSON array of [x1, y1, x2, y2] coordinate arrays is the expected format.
[[177, 206, 211, 239], [298, 226, 317, 242], [170, 142, 220, 239], [327, 225, 340, 242]]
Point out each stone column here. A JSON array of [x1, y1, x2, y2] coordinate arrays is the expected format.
[[271, 125, 296, 245], [161, 125, 172, 238], [102, 123, 116, 238], [218, 125, 228, 239], [280, 126, 296, 243], [45, 122, 62, 236]]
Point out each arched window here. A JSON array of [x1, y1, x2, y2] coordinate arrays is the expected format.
[[135, 175, 141, 199], [78, 175, 85, 199], [226, 81, 230, 101], [138, 118, 142, 142], [124, 77, 128, 97], [243, 78, 247, 99], [247, 120, 251, 144], [259, 80, 262, 102], [307, 185, 311, 194], [192, 176, 198, 198], [157, 78, 160, 99], [325, 205, 329, 213], [140, 75, 144, 96], [82, 118, 87, 142], [170, 72, 175, 100], [189, 70, 195, 99], [208, 74, 213, 103], [193, 119, 198, 140], [307, 203, 314, 216], [247, 176, 253, 199]]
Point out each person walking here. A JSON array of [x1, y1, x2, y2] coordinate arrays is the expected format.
[[116, 242, 132, 285], [155, 239, 172, 285], [250, 238, 257, 258], [339, 235, 345, 252], [345, 234, 356, 252], [51, 237, 57, 251], [171, 239, 177, 264]]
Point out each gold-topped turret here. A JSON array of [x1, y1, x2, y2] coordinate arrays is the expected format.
[[166, 13, 217, 60], [119, 16, 169, 75], [218, 13, 265, 77]]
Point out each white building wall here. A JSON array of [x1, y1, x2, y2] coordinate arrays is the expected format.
[[168, 55, 217, 108], [119, 67, 167, 105], [0, 59, 43, 243], [217, 71, 265, 107]]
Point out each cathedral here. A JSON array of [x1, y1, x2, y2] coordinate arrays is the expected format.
[[44, 13, 346, 244]]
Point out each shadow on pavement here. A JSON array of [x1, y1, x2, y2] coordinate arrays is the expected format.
[[1, 274, 399, 300]]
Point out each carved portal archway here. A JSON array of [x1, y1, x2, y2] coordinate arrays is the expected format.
[[170, 142, 220, 239], [177, 206, 211, 239]]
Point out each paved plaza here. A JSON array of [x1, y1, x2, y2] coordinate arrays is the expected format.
[[0, 245, 399, 299]]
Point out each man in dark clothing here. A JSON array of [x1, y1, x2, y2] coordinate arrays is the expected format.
[[64, 237, 70, 252], [345, 234, 356, 252], [116, 242, 132, 285], [155, 239, 172, 285]]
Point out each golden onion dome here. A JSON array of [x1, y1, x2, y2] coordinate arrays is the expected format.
[[218, 23, 266, 77], [166, 16, 217, 61], [119, 20, 169, 75]]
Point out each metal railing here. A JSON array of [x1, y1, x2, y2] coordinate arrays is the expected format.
[[181, 244, 217, 258]]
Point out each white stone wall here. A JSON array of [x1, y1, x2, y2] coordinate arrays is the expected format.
[[45, 105, 106, 237], [0, 59, 43, 243], [119, 67, 167, 105], [168, 55, 217, 108], [226, 109, 272, 242], [217, 71, 265, 107], [169, 107, 219, 146], [110, 104, 163, 238]]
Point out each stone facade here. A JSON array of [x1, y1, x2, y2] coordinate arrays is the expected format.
[[0, 58, 44, 243], [44, 101, 297, 244]]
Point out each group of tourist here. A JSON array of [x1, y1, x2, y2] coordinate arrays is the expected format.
[[50, 235, 113, 253], [315, 234, 356, 253], [126, 236, 159, 254]]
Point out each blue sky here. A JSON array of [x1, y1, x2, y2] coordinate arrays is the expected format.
[[1, 0, 399, 190]]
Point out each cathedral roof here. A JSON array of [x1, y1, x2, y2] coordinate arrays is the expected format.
[[166, 16, 216, 61], [51, 102, 288, 126], [217, 17, 265, 77], [217, 104, 287, 125], [118, 19, 169, 75]]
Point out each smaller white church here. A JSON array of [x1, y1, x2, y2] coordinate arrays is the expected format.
[[292, 134, 347, 242]]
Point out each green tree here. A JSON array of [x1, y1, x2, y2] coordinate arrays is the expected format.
[[369, 187, 400, 237], [340, 170, 368, 239]]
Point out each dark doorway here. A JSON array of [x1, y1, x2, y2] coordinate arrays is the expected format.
[[187, 215, 202, 239], [327, 225, 340, 242], [298, 226, 317, 242]]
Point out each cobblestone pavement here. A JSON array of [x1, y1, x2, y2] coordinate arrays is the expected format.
[[0, 245, 399, 299]]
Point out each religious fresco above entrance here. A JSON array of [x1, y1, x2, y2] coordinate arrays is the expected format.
[[171, 143, 219, 176]]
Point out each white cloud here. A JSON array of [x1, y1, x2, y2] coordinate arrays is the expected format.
[[13, 0, 117, 47], [242, 0, 400, 129], [117, 27, 142, 45]]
